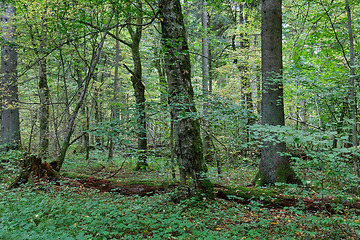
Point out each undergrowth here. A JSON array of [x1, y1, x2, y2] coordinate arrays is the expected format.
[[0, 151, 360, 239], [0, 184, 359, 239]]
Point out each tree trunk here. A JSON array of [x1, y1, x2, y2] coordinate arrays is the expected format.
[[130, 44, 147, 170], [0, 3, 21, 151], [159, 0, 213, 197], [254, 0, 300, 185], [154, 42, 167, 104], [84, 106, 90, 160], [345, 0, 358, 177], [56, 31, 108, 170], [38, 58, 49, 157], [93, 71, 102, 148], [8, 153, 60, 190], [126, 1, 148, 170], [201, 0, 213, 163], [109, 16, 121, 160]]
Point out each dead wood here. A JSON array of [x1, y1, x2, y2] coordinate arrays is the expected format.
[[8, 153, 60, 190]]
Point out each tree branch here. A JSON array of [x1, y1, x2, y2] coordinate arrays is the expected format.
[[287, 116, 323, 130]]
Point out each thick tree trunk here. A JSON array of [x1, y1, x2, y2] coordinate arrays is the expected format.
[[0, 3, 21, 151], [254, 0, 300, 185], [159, 0, 213, 197]]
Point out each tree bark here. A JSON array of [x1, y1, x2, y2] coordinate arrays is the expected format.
[[345, 0, 358, 177], [159, 0, 213, 197], [38, 57, 49, 157], [254, 0, 300, 185], [154, 42, 167, 104], [93, 71, 102, 148], [126, 1, 148, 170], [109, 15, 121, 160], [0, 3, 21, 151], [201, 0, 213, 163]]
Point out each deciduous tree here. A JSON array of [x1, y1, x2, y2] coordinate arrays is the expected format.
[[159, 0, 213, 197], [1, 3, 21, 151]]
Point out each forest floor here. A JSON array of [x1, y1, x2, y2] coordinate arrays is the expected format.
[[1, 151, 360, 239]]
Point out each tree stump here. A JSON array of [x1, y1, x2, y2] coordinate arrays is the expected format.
[[8, 153, 60, 189]]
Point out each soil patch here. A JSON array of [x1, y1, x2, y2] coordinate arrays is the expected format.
[[78, 176, 169, 196]]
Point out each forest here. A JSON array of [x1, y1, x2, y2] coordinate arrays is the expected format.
[[0, 0, 360, 239]]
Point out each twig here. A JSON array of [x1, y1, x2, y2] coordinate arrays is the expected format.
[[287, 116, 323, 130], [107, 158, 127, 179], [68, 132, 87, 146]]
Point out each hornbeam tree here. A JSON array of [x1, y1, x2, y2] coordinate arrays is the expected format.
[[159, 0, 213, 197]]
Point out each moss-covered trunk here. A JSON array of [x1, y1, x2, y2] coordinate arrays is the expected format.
[[126, 0, 148, 170], [159, 0, 213, 197], [38, 58, 49, 157]]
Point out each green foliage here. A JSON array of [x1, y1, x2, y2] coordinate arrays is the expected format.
[[1, 185, 359, 239], [249, 124, 360, 193], [0, 150, 24, 183]]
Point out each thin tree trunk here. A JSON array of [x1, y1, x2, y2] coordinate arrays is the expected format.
[[84, 106, 90, 160], [170, 117, 176, 180], [38, 58, 50, 157], [109, 16, 121, 160], [201, 0, 212, 163], [154, 43, 167, 104], [345, 0, 358, 177], [28, 112, 37, 151], [56, 31, 108, 170], [208, 14, 213, 93], [93, 71, 102, 148]]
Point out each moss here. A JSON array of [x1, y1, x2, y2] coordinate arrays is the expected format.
[[276, 164, 302, 185], [61, 171, 90, 181], [200, 178, 214, 199], [276, 164, 290, 183], [134, 160, 148, 171], [220, 186, 278, 200], [113, 179, 175, 187], [253, 165, 302, 186], [253, 170, 265, 187]]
